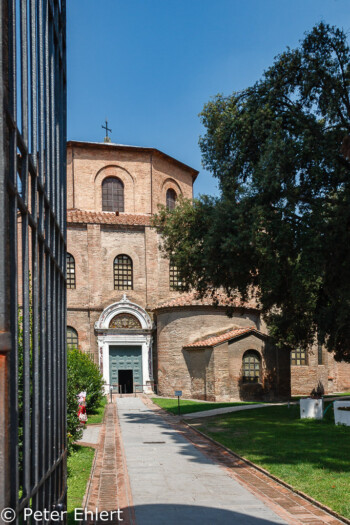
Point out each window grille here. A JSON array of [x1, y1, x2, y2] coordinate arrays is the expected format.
[[66, 253, 76, 289], [169, 261, 184, 290], [166, 188, 177, 210], [318, 344, 323, 365], [242, 351, 261, 383], [114, 255, 133, 290], [109, 313, 141, 329], [67, 327, 79, 349], [291, 348, 307, 365], [102, 177, 124, 212], [0, 0, 67, 520]]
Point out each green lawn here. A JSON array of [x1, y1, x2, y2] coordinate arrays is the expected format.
[[152, 397, 259, 415], [67, 445, 95, 525], [194, 403, 350, 519], [87, 396, 107, 425]]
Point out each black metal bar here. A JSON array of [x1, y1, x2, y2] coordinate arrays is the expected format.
[[0, 0, 67, 520]]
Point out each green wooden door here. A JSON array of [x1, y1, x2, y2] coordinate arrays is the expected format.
[[109, 346, 143, 390]]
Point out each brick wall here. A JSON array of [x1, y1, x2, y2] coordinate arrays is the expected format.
[[66, 141, 195, 363], [156, 307, 261, 398], [67, 142, 195, 215], [181, 334, 291, 402]]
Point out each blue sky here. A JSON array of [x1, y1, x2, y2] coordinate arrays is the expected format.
[[67, 0, 350, 197]]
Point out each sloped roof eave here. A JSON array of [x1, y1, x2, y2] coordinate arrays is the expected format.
[[67, 209, 151, 226], [183, 327, 267, 349]]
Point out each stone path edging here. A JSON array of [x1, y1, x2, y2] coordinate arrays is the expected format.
[[145, 396, 348, 525], [84, 403, 136, 525], [81, 440, 100, 510]]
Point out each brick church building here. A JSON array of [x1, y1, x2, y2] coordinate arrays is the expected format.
[[66, 140, 350, 400]]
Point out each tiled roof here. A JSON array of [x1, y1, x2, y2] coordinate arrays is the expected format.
[[154, 291, 257, 310], [67, 209, 151, 226], [184, 326, 262, 348]]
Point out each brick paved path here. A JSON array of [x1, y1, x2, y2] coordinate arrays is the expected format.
[[84, 403, 136, 524], [85, 397, 348, 525]]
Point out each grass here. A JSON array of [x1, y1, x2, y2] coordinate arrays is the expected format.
[[152, 397, 259, 415], [87, 396, 107, 425], [194, 403, 350, 519], [67, 444, 95, 525]]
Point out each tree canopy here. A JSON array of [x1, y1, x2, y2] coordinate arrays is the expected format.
[[153, 23, 350, 362]]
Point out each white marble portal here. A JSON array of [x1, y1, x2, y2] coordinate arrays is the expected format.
[[95, 295, 154, 394]]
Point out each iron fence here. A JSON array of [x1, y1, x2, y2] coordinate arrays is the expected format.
[[0, 0, 67, 522]]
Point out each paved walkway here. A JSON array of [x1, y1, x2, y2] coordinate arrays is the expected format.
[[77, 424, 102, 445], [117, 397, 287, 525], [182, 403, 278, 419], [84, 397, 347, 525]]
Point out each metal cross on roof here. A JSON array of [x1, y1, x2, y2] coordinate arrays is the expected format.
[[102, 119, 112, 142]]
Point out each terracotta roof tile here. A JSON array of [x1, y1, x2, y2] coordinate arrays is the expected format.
[[154, 291, 257, 310], [67, 209, 151, 226], [184, 326, 261, 348]]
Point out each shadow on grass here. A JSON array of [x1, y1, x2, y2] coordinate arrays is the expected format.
[[196, 404, 350, 473]]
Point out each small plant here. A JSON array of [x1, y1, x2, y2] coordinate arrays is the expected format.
[[310, 381, 324, 399]]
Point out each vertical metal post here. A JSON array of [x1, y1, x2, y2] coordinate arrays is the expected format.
[[0, 0, 67, 520]]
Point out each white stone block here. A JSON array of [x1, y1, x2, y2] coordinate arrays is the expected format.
[[334, 401, 350, 426], [300, 397, 324, 419]]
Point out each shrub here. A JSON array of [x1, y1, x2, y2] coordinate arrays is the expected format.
[[67, 347, 105, 445]]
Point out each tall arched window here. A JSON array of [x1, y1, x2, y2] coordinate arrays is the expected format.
[[242, 351, 261, 383], [67, 326, 78, 349], [114, 254, 133, 290], [166, 188, 177, 210], [102, 177, 124, 212], [66, 253, 76, 289]]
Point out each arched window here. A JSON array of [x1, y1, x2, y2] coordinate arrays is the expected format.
[[166, 188, 177, 210], [114, 254, 133, 290], [242, 351, 261, 383], [66, 253, 76, 289], [102, 177, 124, 212], [67, 326, 78, 349], [169, 261, 184, 291]]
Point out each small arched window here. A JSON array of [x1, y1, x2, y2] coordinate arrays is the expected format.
[[166, 188, 177, 210], [242, 351, 261, 383], [66, 253, 76, 289], [67, 326, 78, 349], [102, 177, 124, 212], [114, 254, 133, 290]]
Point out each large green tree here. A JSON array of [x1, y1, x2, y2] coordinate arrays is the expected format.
[[153, 23, 350, 361]]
